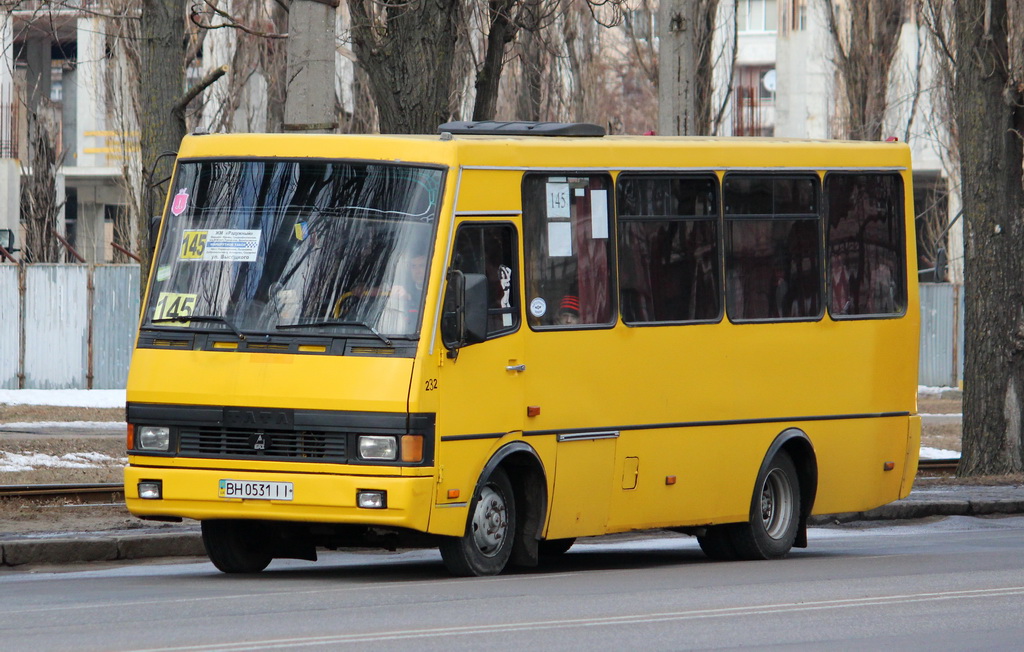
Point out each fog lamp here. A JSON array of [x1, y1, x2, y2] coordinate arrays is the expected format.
[[138, 480, 162, 500], [138, 426, 171, 451], [357, 490, 386, 509], [358, 435, 397, 460]]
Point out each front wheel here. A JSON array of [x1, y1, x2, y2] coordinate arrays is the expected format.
[[439, 467, 516, 576], [730, 450, 801, 560], [201, 520, 273, 574]]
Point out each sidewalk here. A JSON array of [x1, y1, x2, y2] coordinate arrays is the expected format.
[[2, 482, 1023, 568]]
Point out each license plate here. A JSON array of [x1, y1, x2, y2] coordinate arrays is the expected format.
[[218, 479, 294, 501]]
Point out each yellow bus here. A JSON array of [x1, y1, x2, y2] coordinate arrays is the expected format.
[[125, 121, 920, 576]]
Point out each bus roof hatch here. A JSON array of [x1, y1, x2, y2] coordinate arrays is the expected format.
[[438, 121, 606, 137]]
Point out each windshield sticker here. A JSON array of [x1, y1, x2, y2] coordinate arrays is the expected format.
[[591, 190, 609, 239], [547, 222, 572, 257], [170, 189, 189, 216], [530, 297, 547, 318], [546, 182, 570, 219], [178, 230, 261, 262], [155, 265, 171, 282], [294, 222, 308, 241], [153, 291, 196, 324]]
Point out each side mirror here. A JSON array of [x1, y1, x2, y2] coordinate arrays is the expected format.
[[148, 216, 161, 256], [441, 270, 489, 356]]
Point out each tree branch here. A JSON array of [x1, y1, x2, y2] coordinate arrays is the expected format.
[[172, 64, 229, 120], [190, 2, 288, 38]]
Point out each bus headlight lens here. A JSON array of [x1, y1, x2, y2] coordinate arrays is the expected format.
[[137, 426, 171, 451], [358, 435, 397, 460]]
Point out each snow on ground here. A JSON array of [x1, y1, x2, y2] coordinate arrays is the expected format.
[[0, 389, 125, 408], [0, 451, 126, 472]]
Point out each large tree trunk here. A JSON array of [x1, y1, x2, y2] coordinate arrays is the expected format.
[[955, 0, 1024, 476], [348, 0, 462, 134], [472, 0, 519, 121], [139, 0, 187, 294], [657, 0, 716, 136]]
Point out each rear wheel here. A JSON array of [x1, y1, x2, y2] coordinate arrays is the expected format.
[[440, 467, 516, 576], [202, 520, 273, 574], [731, 450, 801, 560]]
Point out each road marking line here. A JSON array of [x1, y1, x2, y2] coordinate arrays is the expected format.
[[133, 586, 1024, 650]]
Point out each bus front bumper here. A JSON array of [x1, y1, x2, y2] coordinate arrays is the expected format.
[[124, 464, 435, 532]]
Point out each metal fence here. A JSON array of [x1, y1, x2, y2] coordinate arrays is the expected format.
[[918, 282, 964, 388], [0, 264, 139, 389], [1, 265, 964, 390]]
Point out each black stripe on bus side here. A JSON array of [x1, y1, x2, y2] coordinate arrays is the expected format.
[[519, 411, 912, 438], [440, 432, 510, 442]]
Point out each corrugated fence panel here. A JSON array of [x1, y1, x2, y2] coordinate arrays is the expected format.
[[919, 283, 958, 388], [0, 265, 19, 388], [92, 265, 140, 389], [23, 264, 89, 389]]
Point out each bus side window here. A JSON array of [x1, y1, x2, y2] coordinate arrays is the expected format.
[[825, 173, 906, 318], [617, 174, 721, 324], [450, 224, 520, 338], [522, 173, 615, 329], [723, 175, 822, 322]]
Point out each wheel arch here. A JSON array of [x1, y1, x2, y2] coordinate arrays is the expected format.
[[764, 428, 818, 548], [477, 441, 548, 568]]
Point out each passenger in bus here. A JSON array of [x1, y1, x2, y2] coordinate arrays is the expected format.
[[830, 255, 852, 315], [558, 295, 580, 325]]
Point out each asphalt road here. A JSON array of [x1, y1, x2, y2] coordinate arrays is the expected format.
[[2, 516, 1023, 651]]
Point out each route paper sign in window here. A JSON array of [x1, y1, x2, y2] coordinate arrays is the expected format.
[[180, 230, 261, 262]]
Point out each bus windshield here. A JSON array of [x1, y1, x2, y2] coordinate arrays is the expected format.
[[144, 160, 443, 339]]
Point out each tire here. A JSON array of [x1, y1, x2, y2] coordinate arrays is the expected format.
[[439, 467, 516, 576], [730, 450, 801, 560], [697, 525, 739, 561], [538, 538, 576, 557], [201, 520, 274, 574]]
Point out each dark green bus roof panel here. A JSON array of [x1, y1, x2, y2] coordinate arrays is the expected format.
[[438, 121, 606, 137]]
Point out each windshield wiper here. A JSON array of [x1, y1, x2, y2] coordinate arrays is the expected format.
[[153, 315, 247, 340], [277, 320, 392, 346]]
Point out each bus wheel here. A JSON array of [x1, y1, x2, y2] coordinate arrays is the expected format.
[[732, 450, 801, 560], [439, 467, 516, 576], [697, 525, 738, 561], [201, 520, 273, 574], [538, 538, 576, 557]]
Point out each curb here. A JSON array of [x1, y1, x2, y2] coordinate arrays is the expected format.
[[1, 531, 204, 568], [809, 498, 1024, 525], [2, 497, 1022, 568]]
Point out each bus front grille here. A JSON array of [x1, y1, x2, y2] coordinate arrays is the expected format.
[[178, 428, 347, 462]]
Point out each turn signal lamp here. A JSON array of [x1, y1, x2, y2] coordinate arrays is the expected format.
[[401, 435, 424, 463]]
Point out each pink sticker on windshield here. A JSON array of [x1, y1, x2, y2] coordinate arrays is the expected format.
[[171, 189, 189, 216]]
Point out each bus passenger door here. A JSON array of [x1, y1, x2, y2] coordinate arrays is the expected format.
[[436, 222, 524, 459]]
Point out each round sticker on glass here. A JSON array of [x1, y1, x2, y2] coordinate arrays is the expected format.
[[529, 297, 547, 318]]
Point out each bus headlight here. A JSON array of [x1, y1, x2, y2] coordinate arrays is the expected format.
[[137, 426, 171, 451], [358, 435, 397, 460]]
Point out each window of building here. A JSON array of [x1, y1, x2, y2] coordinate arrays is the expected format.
[[825, 173, 906, 317], [617, 174, 721, 324], [738, 0, 778, 32], [724, 174, 821, 321], [523, 174, 614, 328], [448, 223, 520, 338]]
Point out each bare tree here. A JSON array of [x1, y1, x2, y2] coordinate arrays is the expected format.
[[657, 0, 721, 136], [347, 0, 463, 134], [822, 0, 905, 141], [952, 0, 1024, 476]]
